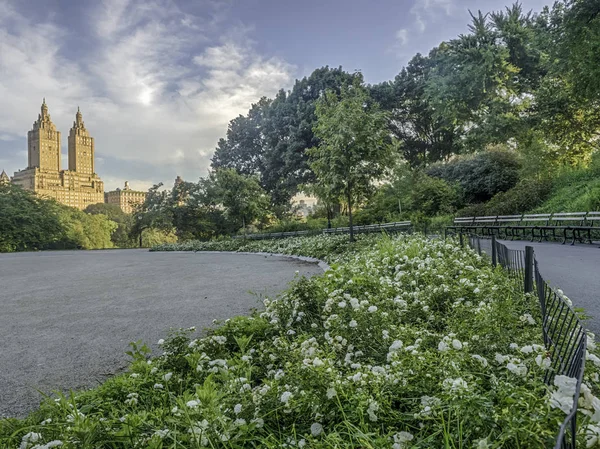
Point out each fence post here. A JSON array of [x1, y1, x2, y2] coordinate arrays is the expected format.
[[491, 235, 497, 267], [477, 237, 481, 255], [459, 232, 464, 247], [524, 246, 534, 293]]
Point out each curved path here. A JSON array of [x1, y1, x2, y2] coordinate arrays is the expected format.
[[498, 240, 600, 338], [0, 249, 323, 418]]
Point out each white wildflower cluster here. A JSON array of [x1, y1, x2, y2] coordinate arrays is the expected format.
[[11, 235, 600, 448]]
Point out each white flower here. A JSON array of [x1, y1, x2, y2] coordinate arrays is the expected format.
[[157, 339, 165, 345], [367, 400, 379, 422], [338, 301, 347, 308], [475, 438, 490, 449], [162, 372, 173, 381], [393, 431, 414, 449], [587, 352, 600, 366], [549, 375, 577, 414], [280, 391, 293, 404], [234, 418, 247, 426], [20, 432, 42, 448], [471, 354, 488, 367], [234, 403, 242, 414], [585, 424, 600, 448], [153, 429, 169, 439], [130, 373, 139, 378], [349, 320, 358, 328], [443, 377, 468, 392], [510, 343, 518, 350], [452, 339, 463, 350], [389, 340, 403, 351], [506, 362, 528, 377], [326, 387, 337, 399], [153, 383, 164, 389], [251, 417, 265, 428], [438, 341, 449, 352], [368, 305, 378, 313], [310, 422, 323, 436], [520, 345, 534, 354], [473, 287, 480, 294], [186, 400, 200, 408]]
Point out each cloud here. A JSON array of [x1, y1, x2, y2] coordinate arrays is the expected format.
[[410, 0, 455, 32], [395, 29, 409, 46], [0, 0, 295, 190]]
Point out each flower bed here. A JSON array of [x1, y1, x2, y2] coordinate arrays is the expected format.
[[3, 235, 600, 448]]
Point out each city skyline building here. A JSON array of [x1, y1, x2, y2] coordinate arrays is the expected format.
[[11, 100, 105, 210]]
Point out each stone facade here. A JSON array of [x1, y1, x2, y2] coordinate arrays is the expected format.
[[105, 181, 147, 214], [0, 170, 9, 185], [12, 100, 105, 210]]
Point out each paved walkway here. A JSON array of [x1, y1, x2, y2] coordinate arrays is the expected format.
[[0, 250, 322, 418], [499, 240, 600, 338]]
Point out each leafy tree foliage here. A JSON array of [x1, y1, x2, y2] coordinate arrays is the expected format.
[[85, 203, 135, 248], [427, 146, 521, 203], [0, 185, 117, 252], [309, 81, 394, 241], [0, 184, 64, 252], [212, 67, 358, 206]]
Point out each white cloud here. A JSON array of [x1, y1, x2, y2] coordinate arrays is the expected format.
[[410, 0, 455, 33], [395, 29, 409, 46], [0, 0, 295, 190]]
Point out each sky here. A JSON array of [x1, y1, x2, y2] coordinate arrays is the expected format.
[[0, 0, 554, 192]]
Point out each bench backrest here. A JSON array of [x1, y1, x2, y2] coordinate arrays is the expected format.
[[522, 213, 552, 224], [496, 214, 523, 223], [474, 215, 498, 225], [586, 212, 600, 225], [551, 212, 587, 225], [453, 217, 475, 225]]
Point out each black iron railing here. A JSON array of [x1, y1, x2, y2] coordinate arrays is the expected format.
[[465, 234, 587, 449]]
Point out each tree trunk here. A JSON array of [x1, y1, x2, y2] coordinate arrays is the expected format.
[[347, 191, 354, 243]]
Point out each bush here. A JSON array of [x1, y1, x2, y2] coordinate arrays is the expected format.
[[411, 174, 460, 216], [428, 146, 521, 203], [457, 179, 553, 217]]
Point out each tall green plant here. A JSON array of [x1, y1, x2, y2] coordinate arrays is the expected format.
[[308, 80, 395, 241]]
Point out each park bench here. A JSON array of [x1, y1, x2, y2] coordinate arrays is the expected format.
[[486, 215, 524, 238], [446, 212, 600, 245], [507, 214, 552, 241], [445, 217, 476, 237], [541, 212, 600, 244]]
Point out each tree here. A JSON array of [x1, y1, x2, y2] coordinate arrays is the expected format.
[[131, 184, 173, 247], [211, 168, 271, 232], [85, 203, 134, 248], [308, 80, 395, 241], [0, 184, 64, 252]]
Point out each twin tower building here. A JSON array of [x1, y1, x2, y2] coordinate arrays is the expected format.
[[11, 99, 105, 210]]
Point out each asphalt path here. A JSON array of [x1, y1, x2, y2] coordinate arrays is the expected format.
[[0, 249, 322, 418], [499, 240, 600, 338]]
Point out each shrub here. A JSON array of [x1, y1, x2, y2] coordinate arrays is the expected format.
[[457, 178, 552, 216], [411, 174, 460, 216], [428, 146, 521, 203]]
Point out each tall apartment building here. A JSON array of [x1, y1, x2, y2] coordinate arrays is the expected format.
[[11, 100, 104, 210]]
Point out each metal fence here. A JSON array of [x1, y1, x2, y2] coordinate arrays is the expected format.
[[465, 233, 587, 449], [232, 221, 412, 240]]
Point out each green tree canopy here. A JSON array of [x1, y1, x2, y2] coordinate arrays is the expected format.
[[309, 80, 395, 241]]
